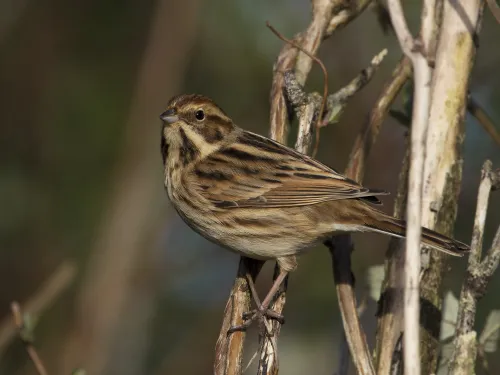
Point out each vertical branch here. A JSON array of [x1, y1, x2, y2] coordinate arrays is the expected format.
[[419, 0, 483, 371], [448, 161, 500, 375], [387, 0, 437, 373]]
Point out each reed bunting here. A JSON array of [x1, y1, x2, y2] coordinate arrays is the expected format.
[[160, 94, 469, 329]]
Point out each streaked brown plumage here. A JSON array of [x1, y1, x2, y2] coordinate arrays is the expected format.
[[160, 94, 469, 327]]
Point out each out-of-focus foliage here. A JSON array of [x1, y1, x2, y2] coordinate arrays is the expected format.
[[0, 1, 499, 374]]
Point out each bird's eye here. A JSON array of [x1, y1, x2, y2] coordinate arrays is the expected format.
[[195, 109, 205, 121]]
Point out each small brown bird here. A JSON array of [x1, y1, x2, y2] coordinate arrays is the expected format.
[[160, 94, 469, 329]]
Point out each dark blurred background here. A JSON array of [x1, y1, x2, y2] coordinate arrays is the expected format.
[[0, 1, 499, 374]]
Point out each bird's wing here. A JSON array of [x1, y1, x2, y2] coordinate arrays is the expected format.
[[187, 131, 388, 208]]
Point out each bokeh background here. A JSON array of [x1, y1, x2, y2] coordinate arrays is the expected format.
[[0, 1, 499, 374]]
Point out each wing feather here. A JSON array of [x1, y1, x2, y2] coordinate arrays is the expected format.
[[186, 131, 388, 208]]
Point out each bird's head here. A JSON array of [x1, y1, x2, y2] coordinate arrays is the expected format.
[[160, 94, 235, 166]]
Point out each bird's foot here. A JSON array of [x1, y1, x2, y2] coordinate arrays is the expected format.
[[227, 308, 285, 334]]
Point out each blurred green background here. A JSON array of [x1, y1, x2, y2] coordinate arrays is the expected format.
[[0, 1, 499, 374]]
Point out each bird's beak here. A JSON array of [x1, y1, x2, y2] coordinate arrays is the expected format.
[[160, 108, 179, 124]]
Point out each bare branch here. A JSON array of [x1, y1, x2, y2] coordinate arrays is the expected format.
[[387, 0, 438, 373], [419, 0, 483, 370], [11, 302, 49, 375], [449, 161, 500, 375]]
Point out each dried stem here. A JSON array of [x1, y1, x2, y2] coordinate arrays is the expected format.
[[326, 236, 376, 375], [448, 161, 500, 375], [10, 302, 49, 375]]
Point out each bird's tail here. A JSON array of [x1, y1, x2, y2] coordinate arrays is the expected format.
[[364, 212, 469, 256]]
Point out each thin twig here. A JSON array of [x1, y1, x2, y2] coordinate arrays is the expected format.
[[467, 95, 500, 147], [448, 161, 500, 375], [11, 302, 49, 375], [0, 261, 77, 354], [323, 48, 388, 127]]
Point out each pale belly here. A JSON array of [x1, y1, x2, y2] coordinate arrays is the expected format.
[[173, 200, 335, 261]]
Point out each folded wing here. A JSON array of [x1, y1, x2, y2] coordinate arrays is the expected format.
[[187, 131, 388, 208]]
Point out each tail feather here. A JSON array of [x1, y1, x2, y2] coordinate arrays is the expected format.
[[365, 215, 470, 257]]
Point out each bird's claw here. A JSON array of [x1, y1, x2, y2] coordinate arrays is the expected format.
[[227, 308, 285, 334]]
